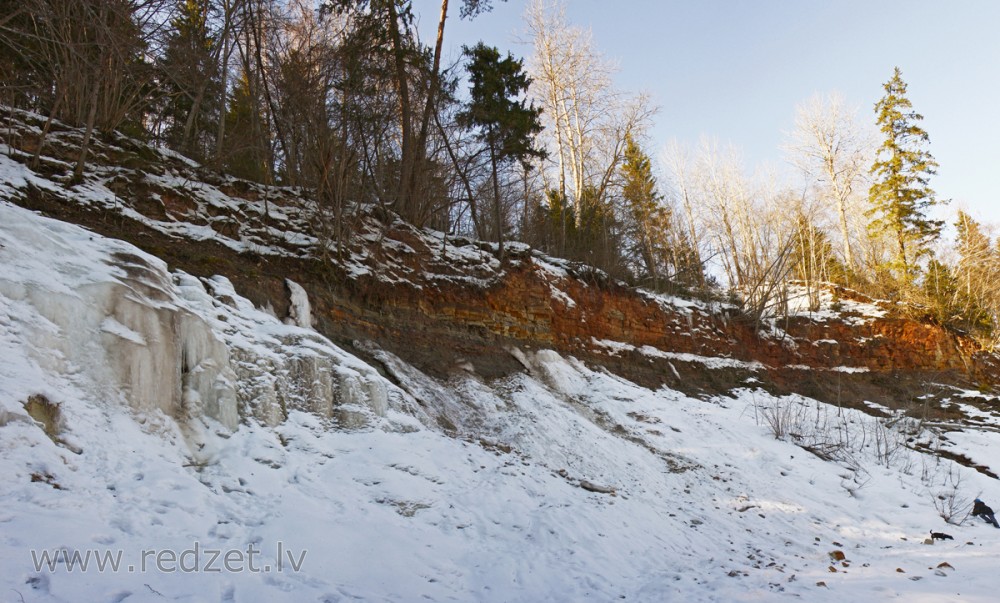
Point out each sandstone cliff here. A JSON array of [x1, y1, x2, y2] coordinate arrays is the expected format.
[[1, 106, 996, 416]]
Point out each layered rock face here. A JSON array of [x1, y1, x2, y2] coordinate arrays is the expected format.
[[329, 242, 990, 395], [0, 107, 995, 409]]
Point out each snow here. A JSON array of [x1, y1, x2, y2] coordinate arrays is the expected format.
[[3, 181, 1000, 600], [592, 337, 766, 371], [283, 279, 312, 329], [100, 317, 148, 346], [785, 284, 888, 324], [547, 281, 577, 308]]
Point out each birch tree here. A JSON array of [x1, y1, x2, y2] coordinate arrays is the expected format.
[[661, 139, 705, 287], [784, 92, 873, 275], [523, 0, 654, 262]]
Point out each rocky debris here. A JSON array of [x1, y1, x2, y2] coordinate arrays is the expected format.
[[579, 480, 616, 495], [934, 561, 955, 577], [555, 469, 617, 495]]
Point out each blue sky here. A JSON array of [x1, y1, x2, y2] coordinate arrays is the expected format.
[[413, 0, 1000, 228]]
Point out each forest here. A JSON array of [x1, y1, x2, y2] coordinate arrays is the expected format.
[[2, 0, 998, 346]]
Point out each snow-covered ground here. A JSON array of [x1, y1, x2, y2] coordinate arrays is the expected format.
[[3, 198, 1000, 603]]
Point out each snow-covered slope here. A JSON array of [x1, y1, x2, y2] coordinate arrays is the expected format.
[[4, 198, 1000, 602]]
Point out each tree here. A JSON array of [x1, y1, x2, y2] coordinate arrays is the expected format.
[[661, 140, 705, 288], [458, 42, 543, 260], [620, 134, 674, 289], [411, 0, 506, 222], [922, 258, 959, 325], [0, 0, 165, 177], [523, 0, 654, 271], [867, 67, 945, 281], [676, 138, 801, 322], [789, 210, 845, 310], [952, 211, 999, 337], [221, 70, 270, 181], [785, 92, 873, 276], [159, 0, 223, 159]]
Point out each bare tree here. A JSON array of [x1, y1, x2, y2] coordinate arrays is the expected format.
[[661, 139, 705, 287], [523, 0, 654, 269], [2, 0, 169, 177], [784, 92, 874, 275]]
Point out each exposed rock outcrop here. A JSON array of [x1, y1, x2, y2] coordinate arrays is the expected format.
[[0, 106, 996, 412]]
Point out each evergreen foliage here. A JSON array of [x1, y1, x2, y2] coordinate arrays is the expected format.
[[867, 67, 945, 281], [790, 213, 846, 286], [620, 134, 672, 289], [3, 0, 998, 330], [158, 0, 222, 159], [458, 42, 543, 258], [952, 211, 998, 337], [221, 71, 269, 183]]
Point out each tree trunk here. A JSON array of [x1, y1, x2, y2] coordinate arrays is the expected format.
[[182, 80, 208, 155], [837, 194, 854, 272], [406, 0, 449, 221], [32, 94, 63, 170], [214, 0, 237, 172], [247, 0, 288, 183], [434, 109, 481, 237], [827, 155, 854, 272], [488, 128, 504, 260], [74, 65, 103, 181], [386, 0, 413, 214]]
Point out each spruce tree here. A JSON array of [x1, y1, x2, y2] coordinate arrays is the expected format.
[[159, 0, 221, 159], [867, 67, 945, 281], [221, 72, 268, 182], [620, 134, 670, 288], [953, 211, 997, 334], [458, 43, 543, 259]]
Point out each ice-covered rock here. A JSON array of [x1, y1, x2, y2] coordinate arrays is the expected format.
[[284, 278, 313, 328], [0, 201, 391, 435]]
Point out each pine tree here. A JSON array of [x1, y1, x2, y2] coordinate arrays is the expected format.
[[221, 71, 269, 182], [953, 211, 997, 335], [790, 213, 845, 287], [159, 0, 221, 159], [922, 258, 958, 324], [867, 67, 945, 282], [620, 134, 671, 288], [458, 42, 544, 260]]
